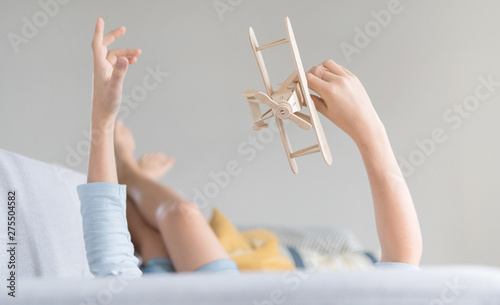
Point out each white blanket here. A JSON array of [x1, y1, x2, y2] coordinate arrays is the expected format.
[[0, 149, 91, 279], [3, 266, 500, 304]]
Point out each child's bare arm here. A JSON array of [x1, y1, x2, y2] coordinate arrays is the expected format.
[[307, 60, 422, 265], [78, 18, 143, 278], [87, 17, 141, 183]]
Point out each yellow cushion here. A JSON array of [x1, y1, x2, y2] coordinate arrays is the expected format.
[[209, 208, 251, 252], [209, 209, 295, 271]]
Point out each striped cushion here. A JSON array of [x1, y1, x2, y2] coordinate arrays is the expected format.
[[238, 224, 365, 254], [238, 224, 377, 270]]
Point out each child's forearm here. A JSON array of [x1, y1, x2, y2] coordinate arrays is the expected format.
[[87, 116, 118, 184], [355, 123, 422, 265], [306, 60, 423, 266], [85, 17, 139, 183]]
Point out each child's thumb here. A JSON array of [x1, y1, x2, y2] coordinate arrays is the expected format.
[[109, 57, 128, 89]]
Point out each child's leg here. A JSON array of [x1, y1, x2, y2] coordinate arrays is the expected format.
[[115, 123, 230, 272], [126, 198, 170, 264], [124, 152, 175, 264]]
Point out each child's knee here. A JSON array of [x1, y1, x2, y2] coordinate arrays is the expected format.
[[156, 200, 201, 224]]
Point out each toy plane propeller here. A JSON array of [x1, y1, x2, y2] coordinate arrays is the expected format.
[[242, 17, 332, 174]]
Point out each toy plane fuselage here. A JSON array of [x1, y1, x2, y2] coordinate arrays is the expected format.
[[242, 17, 332, 174]]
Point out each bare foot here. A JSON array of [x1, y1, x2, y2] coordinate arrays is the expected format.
[[138, 152, 175, 180], [114, 120, 139, 180]]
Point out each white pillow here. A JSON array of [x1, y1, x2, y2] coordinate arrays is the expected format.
[[0, 149, 91, 278]]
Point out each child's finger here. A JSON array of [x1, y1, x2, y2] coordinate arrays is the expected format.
[[109, 57, 129, 90], [102, 26, 126, 47], [108, 48, 141, 58], [306, 72, 331, 98], [322, 59, 348, 76], [310, 94, 328, 115], [340, 65, 354, 77], [107, 49, 141, 65], [91, 17, 104, 50], [308, 64, 339, 83]]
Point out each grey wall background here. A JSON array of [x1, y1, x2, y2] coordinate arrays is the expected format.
[[1, 0, 499, 267]]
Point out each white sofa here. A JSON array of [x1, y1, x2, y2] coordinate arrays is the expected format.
[[1, 149, 499, 304]]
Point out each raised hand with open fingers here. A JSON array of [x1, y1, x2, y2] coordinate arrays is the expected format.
[[306, 59, 382, 144], [91, 17, 141, 123]]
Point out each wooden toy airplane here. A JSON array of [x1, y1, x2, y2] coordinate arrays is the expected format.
[[242, 17, 332, 174]]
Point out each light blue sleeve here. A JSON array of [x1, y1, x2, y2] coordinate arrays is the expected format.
[[77, 182, 142, 279]]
